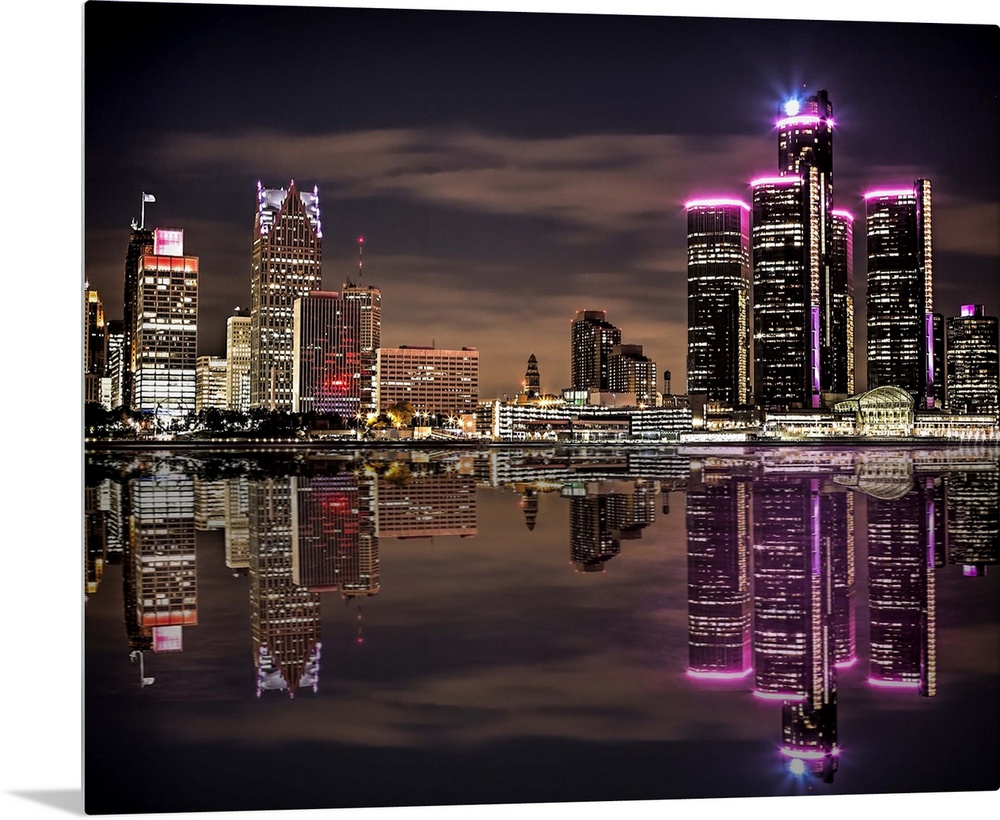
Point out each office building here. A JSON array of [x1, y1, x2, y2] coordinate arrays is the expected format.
[[865, 180, 936, 408], [750, 91, 853, 409], [225, 308, 251, 414], [132, 228, 199, 417], [121, 217, 155, 410], [250, 180, 323, 411], [608, 344, 657, 405], [376, 346, 479, 416], [341, 272, 382, 415], [827, 210, 855, 397], [106, 319, 125, 410], [946, 304, 999, 414], [84, 288, 107, 406], [195, 356, 228, 412], [751, 174, 818, 408], [292, 291, 362, 417], [571, 310, 621, 392], [685, 199, 751, 406]]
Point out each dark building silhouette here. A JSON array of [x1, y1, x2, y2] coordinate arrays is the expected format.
[[946, 305, 999, 414], [571, 310, 621, 392], [865, 180, 937, 408], [685, 199, 752, 406]]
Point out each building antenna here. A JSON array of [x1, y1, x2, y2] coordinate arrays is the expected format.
[[357, 236, 364, 283], [140, 192, 156, 230]]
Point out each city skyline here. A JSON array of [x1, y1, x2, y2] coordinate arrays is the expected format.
[[83, 4, 999, 401]]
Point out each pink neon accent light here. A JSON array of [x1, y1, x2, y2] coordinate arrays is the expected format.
[[863, 189, 915, 200], [834, 656, 858, 669], [776, 115, 834, 129], [751, 175, 799, 187], [868, 678, 920, 689], [686, 668, 753, 680], [753, 690, 806, 702], [684, 198, 750, 212], [831, 209, 854, 222]]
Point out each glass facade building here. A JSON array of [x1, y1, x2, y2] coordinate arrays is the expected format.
[[292, 291, 363, 417], [865, 180, 936, 408], [946, 304, 999, 414], [685, 199, 751, 406], [250, 181, 323, 411], [571, 310, 621, 392]]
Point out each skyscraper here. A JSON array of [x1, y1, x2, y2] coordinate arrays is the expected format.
[[685, 199, 751, 406], [250, 180, 323, 411], [750, 90, 853, 408], [291, 291, 362, 417], [341, 282, 381, 415], [84, 287, 107, 406], [946, 304, 999, 414], [225, 308, 251, 414], [751, 174, 818, 408], [106, 319, 125, 410], [121, 194, 156, 410], [132, 228, 199, 417], [571, 310, 621, 392], [865, 180, 936, 408]]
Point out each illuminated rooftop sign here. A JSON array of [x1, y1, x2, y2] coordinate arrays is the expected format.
[[153, 228, 184, 256]]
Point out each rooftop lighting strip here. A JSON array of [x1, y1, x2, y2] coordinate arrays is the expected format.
[[863, 189, 916, 200], [776, 115, 834, 128], [750, 175, 800, 187], [684, 198, 750, 212]]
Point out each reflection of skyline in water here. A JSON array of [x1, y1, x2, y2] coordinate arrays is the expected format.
[[83, 445, 999, 810]]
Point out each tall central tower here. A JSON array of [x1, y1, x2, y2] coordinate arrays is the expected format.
[[752, 90, 853, 409], [250, 180, 323, 411]]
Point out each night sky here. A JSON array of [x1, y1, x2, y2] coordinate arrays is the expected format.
[[82, 1, 1000, 400]]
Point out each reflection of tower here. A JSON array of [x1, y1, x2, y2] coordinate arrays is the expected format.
[[685, 467, 752, 679], [128, 469, 197, 653], [249, 477, 322, 697], [866, 475, 939, 696], [194, 477, 227, 531], [751, 473, 841, 780], [292, 471, 380, 597], [566, 480, 652, 573], [85, 485, 107, 597], [519, 486, 539, 531], [945, 469, 999, 577], [374, 468, 477, 538], [568, 493, 620, 572], [224, 476, 250, 573]]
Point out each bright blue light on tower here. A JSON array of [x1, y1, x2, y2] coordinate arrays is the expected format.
[[783, 98, 800, 116]]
